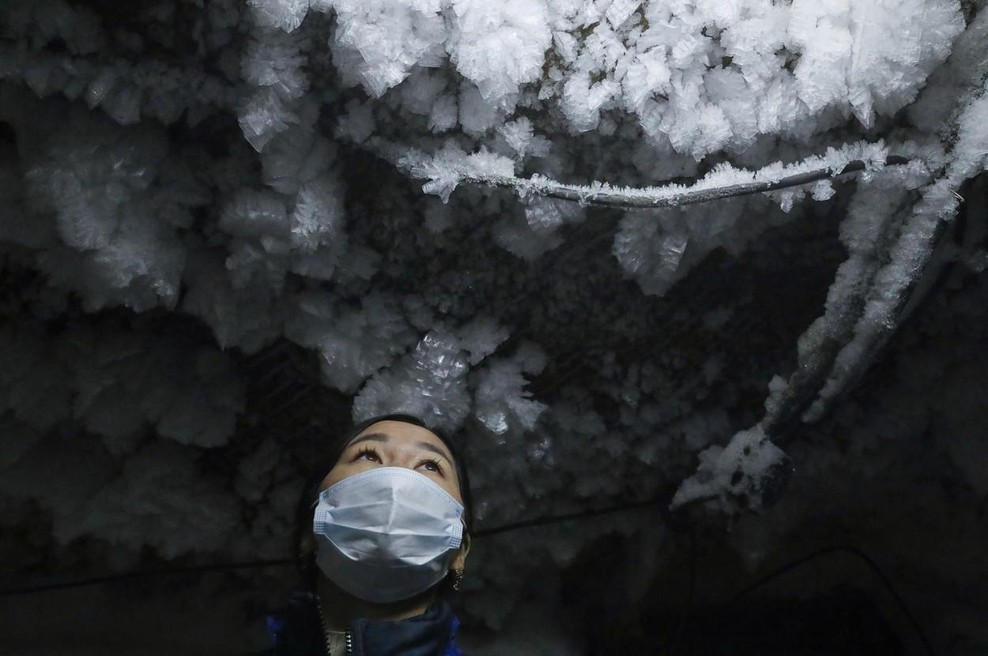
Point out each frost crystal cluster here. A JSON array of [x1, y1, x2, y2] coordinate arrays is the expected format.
[[1, 0, 987, 650]]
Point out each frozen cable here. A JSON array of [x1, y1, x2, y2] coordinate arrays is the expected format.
[[463, 157, 910, 209], [385, 138, 913, 210]]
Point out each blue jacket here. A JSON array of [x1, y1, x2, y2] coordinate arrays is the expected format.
[[256, 593, 464, 656]]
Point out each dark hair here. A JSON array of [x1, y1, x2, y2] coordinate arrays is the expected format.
[[295, 413, 474, 593]]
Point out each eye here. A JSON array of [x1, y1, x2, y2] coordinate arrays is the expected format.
[[354, 446, 381, 463], [418, 458, 445, 475]]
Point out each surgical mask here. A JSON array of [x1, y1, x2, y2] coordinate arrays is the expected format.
[[313, 467, 465, 603]]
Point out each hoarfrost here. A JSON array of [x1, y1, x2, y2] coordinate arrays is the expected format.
[[353, 330, 473, 431], [248, 0, 312, 33], [448, 0, 551, 107], [1, 1, 986, 645], [473, 356, 548, 436], [671, 426, 793, 512], [286, 293, 418, 393], [321, 0, 447, 97], [56, 442, 241, 558]]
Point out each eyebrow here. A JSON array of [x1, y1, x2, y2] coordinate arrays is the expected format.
[[347, 432, 454, 464]]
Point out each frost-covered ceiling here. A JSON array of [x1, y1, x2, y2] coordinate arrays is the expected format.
[[1, 0, 987, 652]]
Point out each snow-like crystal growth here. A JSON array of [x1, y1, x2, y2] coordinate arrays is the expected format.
[[948, 91, 988, 183], [353, 330, 473, 431], [789, 0, 964, 128], [248, 0, 311, 33], [671, 426, 793, 512], [473, 352, 548, 436], [54, 442, 241, 558], [447, 0, 551, 107], [242, 27, 309, 101], [454, 316, 511, 366], [286, 292, 418, 393], [322, 0, 447, 97], [3, 1, 988, 646], [239, 88, 299, 152]]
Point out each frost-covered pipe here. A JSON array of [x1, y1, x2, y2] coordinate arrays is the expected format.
[[672, 82, 988, 516], [760, 169, 927, 438], [392, 139, 910, 210], [803, 81, 988, 422], [470, 158, 912, 209]]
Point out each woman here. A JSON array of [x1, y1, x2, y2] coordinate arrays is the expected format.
[[263, 414, 472, 656]]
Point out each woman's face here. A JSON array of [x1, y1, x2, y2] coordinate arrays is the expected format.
[[320, 420, 464, 505], [318, 419, 471, 588]]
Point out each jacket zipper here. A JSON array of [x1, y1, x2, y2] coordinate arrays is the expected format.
[[321, 627, 353, 655], [315, 594, 352, 656]]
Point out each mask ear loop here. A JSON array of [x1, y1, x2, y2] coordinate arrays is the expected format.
[[296, 495, 324, 592], [451, 517, 470, 591]]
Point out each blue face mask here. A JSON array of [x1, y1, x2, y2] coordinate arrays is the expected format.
[[313, 467, 465, 603]]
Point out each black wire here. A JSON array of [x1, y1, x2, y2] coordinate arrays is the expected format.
[[727, 545, 937, 656], [472, 495, 662, 538], [0, 558, 296, 597], [0, 496, 666, 597]]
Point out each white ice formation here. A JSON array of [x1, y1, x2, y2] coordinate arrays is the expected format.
[[1, 0, 987, 650]]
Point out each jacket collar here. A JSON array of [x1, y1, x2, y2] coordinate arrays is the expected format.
[[350, 595, 458, 656], [273, 592, 459, 656]]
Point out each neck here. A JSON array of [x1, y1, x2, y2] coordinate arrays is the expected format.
[[316, 577, 436, 630]]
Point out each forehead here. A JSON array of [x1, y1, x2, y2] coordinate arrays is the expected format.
[[347, 420, 454, 461]]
